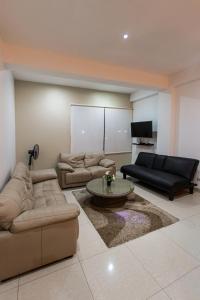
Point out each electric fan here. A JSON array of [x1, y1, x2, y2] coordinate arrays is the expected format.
[[28, 144, 40, 168]]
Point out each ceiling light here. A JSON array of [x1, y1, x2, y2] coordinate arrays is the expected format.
[[123, 33, 128, 39]]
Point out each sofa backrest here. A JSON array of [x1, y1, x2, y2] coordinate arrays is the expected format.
[[59, 153, 85, 168], [12, 162, 33, 193], [135, 152, 156, 168], [152, 155, 167, 170], [84, 153, 104, 167], [135, 152, 199, 181], [0, 178, 33, 230], [59, 152, 105, 168], [163, 156, 199, 181]]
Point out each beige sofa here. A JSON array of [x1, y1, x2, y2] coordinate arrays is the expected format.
[[0, 162, 80, 281], [57, 153, 116, 189]]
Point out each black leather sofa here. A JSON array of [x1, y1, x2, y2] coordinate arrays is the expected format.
[[120, 152, 199, 200]]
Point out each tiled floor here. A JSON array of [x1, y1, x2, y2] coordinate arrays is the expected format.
[[1, 182, 200, 300]]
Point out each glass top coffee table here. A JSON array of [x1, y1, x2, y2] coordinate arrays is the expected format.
[[86, 178, 134, 207]]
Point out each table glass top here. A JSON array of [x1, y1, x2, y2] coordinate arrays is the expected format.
[[86, 178, 134, 198]]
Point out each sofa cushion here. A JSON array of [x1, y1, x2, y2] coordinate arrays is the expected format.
[[0, 178, 33, 229], [30, 169, 57, 184], [33, 192, 66, 209], [87, 166, 107, 178], [12, 162, 33, 194], [60, 153, 85, 168], [65, 168, 92, 184], [57, 162, 74, 172], [99, 158, 115, 168], [135, 152, 156, 169], [84, 153, 104, 168], [121, 164, 188, 190], [153, 155, 167, 170], [33, 179, 66, 209], [163, 156, 198, 180]]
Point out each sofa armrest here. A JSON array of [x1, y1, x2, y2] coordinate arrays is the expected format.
[[57, 162, 74, 172], [10, 204, 80, 233], [99, 158, 115, 168], [30, 169, 57, 184]]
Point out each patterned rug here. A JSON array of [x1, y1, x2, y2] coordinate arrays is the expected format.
[[73, 189, 179, 248]]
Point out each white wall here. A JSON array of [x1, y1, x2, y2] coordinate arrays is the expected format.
[[156, 92, 171, 155], [132, 92, 172, 161], [133, 95, 158, 131], [15, 80, 132, 170], [0, 70, 16, 190], [132, 94, 158, 162], [176, 81, 200, 184]]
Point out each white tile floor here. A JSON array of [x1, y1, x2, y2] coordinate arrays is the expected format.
[[1, 182, 200, 300]]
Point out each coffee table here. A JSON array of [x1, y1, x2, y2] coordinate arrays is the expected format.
[[86, 178, 134, 207]]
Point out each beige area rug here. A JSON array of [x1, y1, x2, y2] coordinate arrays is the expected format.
[[73, 189, 179, 248]]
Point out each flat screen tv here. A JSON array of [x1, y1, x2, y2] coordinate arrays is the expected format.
[[131, 121, 152, 138]]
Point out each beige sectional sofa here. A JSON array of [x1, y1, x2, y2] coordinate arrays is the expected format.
[[57, 153, 116, 189], [0, 162, 80, 281]]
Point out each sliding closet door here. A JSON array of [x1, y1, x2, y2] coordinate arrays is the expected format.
[[105, 108, 132, 153], [71, 105, 104, 153]]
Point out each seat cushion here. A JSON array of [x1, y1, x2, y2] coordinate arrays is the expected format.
[[30, 169, 57, 184], [135, 152, 156, 169], [65, 168, 92, 184], [33, 179, 66, 209], [84, 153, 104, 168], [121, 164, 188, 190], [33, 192, 67, 209], [0, 178, 33, 229], [87, 166, 107, 178], [33, 179, 61, 197], [60, 153, 85, 168], [163, 156, 199, 180]]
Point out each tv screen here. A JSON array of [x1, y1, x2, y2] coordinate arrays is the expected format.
[[131, 121, 152, 138]]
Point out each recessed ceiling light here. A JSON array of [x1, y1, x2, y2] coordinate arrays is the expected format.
[[123, 33, 128, 39]]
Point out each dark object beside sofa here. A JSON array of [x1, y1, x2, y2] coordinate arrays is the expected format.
[[120, 152, 199, 200]]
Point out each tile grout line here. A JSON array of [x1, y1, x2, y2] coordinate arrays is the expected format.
[[125, 239, 199, 292], [77, 246, 108, 264], [17, 278, 19, 300], [162, 289, 173, 300], [124, 243, 164, 294], [79, 260, 95, 300], [160, 264, 200, 291], [161, 226, 200, 263], [127, 238, 200, 293], [18, 259, 79, 287], [146, 288, 173, 300]]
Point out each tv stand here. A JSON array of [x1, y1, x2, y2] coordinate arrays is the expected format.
[[132, 143, 154, 146]]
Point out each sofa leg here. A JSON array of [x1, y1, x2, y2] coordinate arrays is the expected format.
[[123, 173, 127, 179], [169, 193, 174, 201], [189, 185, 194, 194]]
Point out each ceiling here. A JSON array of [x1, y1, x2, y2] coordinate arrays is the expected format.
[[1, 0, 200, 75]]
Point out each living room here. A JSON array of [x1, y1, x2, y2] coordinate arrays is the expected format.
[[1, 1, 200, 300]]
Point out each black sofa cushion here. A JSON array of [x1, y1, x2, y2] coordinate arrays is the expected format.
[[163, 156, 199, 181], [135, 152, 156, 169], [153, 155, 167, 170], [121, 164, 188, 190]]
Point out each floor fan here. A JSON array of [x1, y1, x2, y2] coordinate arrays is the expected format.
[[28, 144, 39, 169]]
